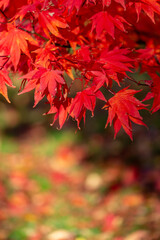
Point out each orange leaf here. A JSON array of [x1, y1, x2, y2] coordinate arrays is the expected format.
[[0, 69, 15, 102], [0, 24, 37, 70], [38, 11, 68, 39]]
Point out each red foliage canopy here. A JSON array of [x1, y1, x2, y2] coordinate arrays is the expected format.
[[0, 0, 160, 139]]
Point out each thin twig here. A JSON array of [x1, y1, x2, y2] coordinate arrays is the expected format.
[[125, 76, 149, 87], [82, 0, 87, 7], [30, 12, 36, 34], [106, 87, 115, 95], [18, 26, 72, 49], [0, 57, 9, 70], [18, 26, 49, 41], [0, 9, 9, 20]]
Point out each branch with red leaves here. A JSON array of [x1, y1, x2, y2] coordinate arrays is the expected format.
[[0, 0, 160, 139]]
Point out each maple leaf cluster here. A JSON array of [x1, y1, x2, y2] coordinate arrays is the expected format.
[[0, 0, 160, 139]]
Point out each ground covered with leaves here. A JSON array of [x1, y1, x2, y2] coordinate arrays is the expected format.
[[0, 129, 160, 240]]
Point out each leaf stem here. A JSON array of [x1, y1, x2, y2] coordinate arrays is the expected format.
[[0, 57, 9, 70], [125, 76, 149, 87], [106, 87, 115, 95], [0, 9, 9, 20]]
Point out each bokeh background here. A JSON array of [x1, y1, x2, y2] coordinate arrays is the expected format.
[[0, 73, 160, 240]]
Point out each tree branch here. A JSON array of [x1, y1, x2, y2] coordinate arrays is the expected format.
[[125, 76, 149, 87], [0, 9, 9, 20]]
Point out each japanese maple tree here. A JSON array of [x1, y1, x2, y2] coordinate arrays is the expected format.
[[0, 0, 160, 140]]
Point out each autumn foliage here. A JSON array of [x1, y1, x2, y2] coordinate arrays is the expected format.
[[0, 0, 160, 139]]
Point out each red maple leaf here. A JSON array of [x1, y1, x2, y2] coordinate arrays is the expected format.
[[46, 97, 72, 129], [60, 0, 83, 12], [70, 87, 106, 128], [0, 24, 37, 70], [13, 2, 37, 21], [130, 0, 160, 22], [38, 11, 68, 39], [104, 88, 147, 140], [0, 69, 15, 102], [39, 69, 65, 96], [19, 67, 65, 105], [91, 11, 129, 38], [34, 42, 58, 68], [76, 45, 91, 62], [143, 75, 160, 113], [102, 0, 125, 8], [0, 0, 10, 10], [98, 47, 133, 85], [91, 70, 109, 91]]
